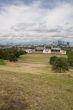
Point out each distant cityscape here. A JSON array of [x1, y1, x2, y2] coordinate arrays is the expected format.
[[0, 40, 71, 48]]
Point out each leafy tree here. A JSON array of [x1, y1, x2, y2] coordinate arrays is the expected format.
[[50, 56, 69, 73], [0, 48, 27, 62], [49, 56, 57, 65], [8, 54, 18, 62], [52, 57, 69, 72], [67, 51, 73, 67]]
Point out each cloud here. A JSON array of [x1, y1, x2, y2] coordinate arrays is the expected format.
[[0, 1, 73, 44]]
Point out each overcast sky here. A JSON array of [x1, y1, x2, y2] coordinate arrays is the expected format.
[[0, 0, 73, 44]]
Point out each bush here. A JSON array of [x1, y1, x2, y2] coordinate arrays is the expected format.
[[49, 56, 57, 65], [0, 48, 27, 62], [67, 51, 73, 67], [0, 59, 5, 65], [50, 56, 69, 73], [8, 54, 18, 62]]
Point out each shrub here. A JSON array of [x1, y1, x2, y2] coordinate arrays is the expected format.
[[8, 54, 18, 62], [0, 48, 27, 62], [52, 57, 69, 72], [50, 56, 69, 73], [0, 59, 5, 65], [49, 56, 57, 65], [67, 51, 73, 67]]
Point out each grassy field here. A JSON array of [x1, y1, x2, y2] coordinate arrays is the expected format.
[[0, 54, 73, 110]]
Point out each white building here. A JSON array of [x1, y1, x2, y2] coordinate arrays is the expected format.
[[43, 49, 51, 54], [25, 49, 35, 53], [43, 47, 66, 55]]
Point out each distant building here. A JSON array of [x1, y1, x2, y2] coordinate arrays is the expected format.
[[25, 49, 35, 53], [17, 47, 35, 53], [35, 46, 44, 51], [43, 48, 51, 54], [43, 47, 66, 54]]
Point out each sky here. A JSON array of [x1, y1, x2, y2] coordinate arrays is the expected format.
[[0, 0, 73, 45]]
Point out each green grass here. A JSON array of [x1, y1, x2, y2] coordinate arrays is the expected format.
[[19, 54, 66, 63], [0, 59, 5, 65], [19, 54, 49, 63], [0, 54, 73, 110]]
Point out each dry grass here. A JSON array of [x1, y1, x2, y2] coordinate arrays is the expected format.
[[0, 54, 73, 110]]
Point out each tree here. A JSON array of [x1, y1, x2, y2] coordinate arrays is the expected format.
[[8, 54, 18, 62], [49, 56, 57, 65], [67, 51, 73, 67], [50, 56, 69, 73], [0, 48, 27, 62]]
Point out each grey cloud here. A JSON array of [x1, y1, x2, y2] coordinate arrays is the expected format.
[[0, 1, 73, 44]]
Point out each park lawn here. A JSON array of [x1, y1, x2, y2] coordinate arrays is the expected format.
[[19, 53, 66, 63], [0, 54, 73, 110]]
